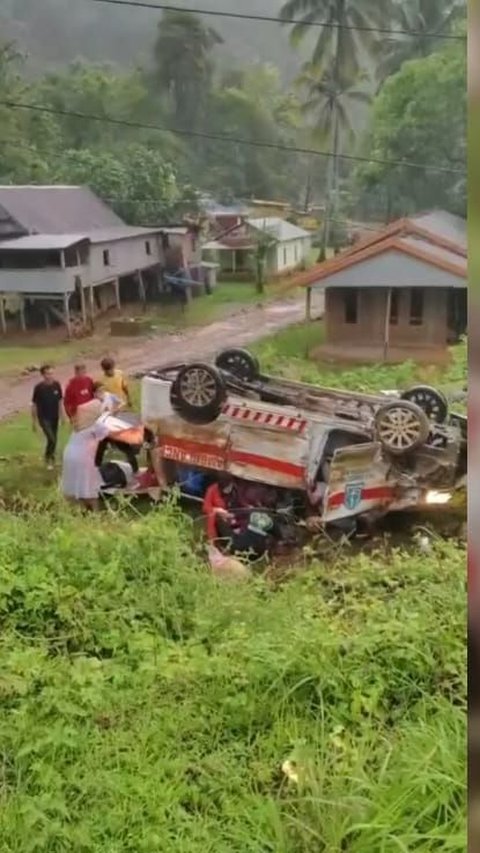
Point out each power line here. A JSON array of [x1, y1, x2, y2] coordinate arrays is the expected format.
[[92, 0, 467, 42], [0, 101, 466, 174]]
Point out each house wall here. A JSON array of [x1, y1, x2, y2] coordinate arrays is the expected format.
[[88, 235, 162, 284], [314, 250, 465, 290], [0, 234, 163, 296], [165, 232, 201, 268], [325, 286, 449, 349], [0, 267, 83, 295], [273, 237, 312, 273]]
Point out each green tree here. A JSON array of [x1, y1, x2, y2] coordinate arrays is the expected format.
[[280, 1, 385, 252], [298, 63, 370, 253], [153, 10, 222, 130], [0, 41, 61, 183], [201, 65, 302, 201], [34, 61, 153, 149], [354, 40, 466, 218], [280, 0, 386, 74], [52, 145, 193, 225], [379, 0, 465, 79]]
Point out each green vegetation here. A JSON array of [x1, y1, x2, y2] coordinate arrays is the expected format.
[[0, 502, 466, 852], [254, 323, 467, 399], [0, 0, 466, 225]]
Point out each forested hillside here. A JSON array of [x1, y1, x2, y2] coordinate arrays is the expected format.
[[0, 0, 467, 229], [1, 0, 301, 77]]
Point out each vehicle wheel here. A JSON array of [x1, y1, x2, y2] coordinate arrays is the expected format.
[[171, 363, 227, 425], [375, 400, 430, 455], [215, 348, 260, 383], [401, 386, 449, 424]]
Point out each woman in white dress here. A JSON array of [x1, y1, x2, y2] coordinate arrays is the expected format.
[[61, 399, 110, 510]]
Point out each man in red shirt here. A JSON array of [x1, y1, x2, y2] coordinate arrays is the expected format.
[[64, 363, 95, 421]]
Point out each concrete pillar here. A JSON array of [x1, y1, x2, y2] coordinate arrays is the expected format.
[[63, 292, 72, 339], [88, 286, 95, 325], [0, 295, 6, 334], [113, 278, 121, 309], [137, 270, 147, 310], [305, 286, 312, 322], [19, 297, 26, 332], [78, 280, 87, 327]]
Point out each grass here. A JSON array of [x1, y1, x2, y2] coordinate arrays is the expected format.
[[0, 503, 466, 852], [253, 323, 468, 400], [0, 328, 467, 850]]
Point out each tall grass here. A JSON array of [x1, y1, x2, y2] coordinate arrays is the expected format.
[[0, 503, 466, 852]]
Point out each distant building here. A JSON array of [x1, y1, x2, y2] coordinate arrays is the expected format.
[[292, 210, 467, 364], [0, 186, 206, 335], [203, 217, 312, 278]]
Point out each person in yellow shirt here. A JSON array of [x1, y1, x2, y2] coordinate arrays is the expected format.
[[99, 358, 132, 408]]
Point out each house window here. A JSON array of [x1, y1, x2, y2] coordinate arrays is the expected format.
[[103, 249, 110, 267], [192, 236, 198, 253], [294, 244, 298, 262], [390, 290, 399, 325], [344, 289, 358, 324], [145, 240, 151, 256], [283, 247, 288, 266], [409, 288, 424, 326]]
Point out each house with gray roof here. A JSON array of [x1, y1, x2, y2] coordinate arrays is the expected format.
[[0, 186, 168, 335], [290, 210, 467, 364], [202, 216, 312, 278]]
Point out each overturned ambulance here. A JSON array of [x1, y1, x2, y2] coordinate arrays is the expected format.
[[141, 348, 467, 526]]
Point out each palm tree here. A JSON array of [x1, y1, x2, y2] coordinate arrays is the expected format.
[[280, 0, 385, 255], [153, 10, 222, 129], [298, 63, 371, 255], [380, 0, 465, 79], [279, 0, 388, 75]]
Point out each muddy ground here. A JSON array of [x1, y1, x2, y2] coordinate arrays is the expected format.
[[0, 295, 324, 422]]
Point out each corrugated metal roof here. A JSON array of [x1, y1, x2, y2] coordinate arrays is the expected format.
[[412, 210, 467, 250], [247, 217, 311, 242], [400, 236, 467, 273], [0, 186, 124, 234], [0, 234, 88, 250], [88, 227, 162, 244]]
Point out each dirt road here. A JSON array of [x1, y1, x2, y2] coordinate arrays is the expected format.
[[0, 294, 323, 421]]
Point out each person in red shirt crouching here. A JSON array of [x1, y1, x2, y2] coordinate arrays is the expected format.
[[64, 363, 95, 422], [203, 474, 240, 542]]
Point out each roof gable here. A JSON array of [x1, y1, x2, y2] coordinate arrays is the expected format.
[[343, 209, 466, 260], [291, 235, 467, 290], [0, 186, 125, 235], [247, 217, 311, 242]]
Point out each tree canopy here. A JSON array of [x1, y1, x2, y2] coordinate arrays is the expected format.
[[354, 39, 466, 218]]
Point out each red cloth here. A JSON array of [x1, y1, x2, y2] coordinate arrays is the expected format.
[[64, 376, 95, 419], [136, 470, 158, 490], [203, 483, 227, 540]]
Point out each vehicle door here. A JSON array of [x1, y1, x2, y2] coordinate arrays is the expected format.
[[322, 442, 394, 523]]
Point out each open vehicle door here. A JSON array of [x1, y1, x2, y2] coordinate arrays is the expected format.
[[323, 442, 395, 523]]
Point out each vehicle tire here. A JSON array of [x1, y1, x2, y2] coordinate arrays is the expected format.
[[171, 363, 227, 425], [401, 386, 449, 424], [215, 348, 260, 383], [375, 400, 430, 455]]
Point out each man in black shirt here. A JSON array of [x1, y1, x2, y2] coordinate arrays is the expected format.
[[31, 365, 64, 469]]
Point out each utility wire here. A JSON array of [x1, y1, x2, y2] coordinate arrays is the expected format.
[[91, 0, 467, 41], [0, 101, 466, 174]]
